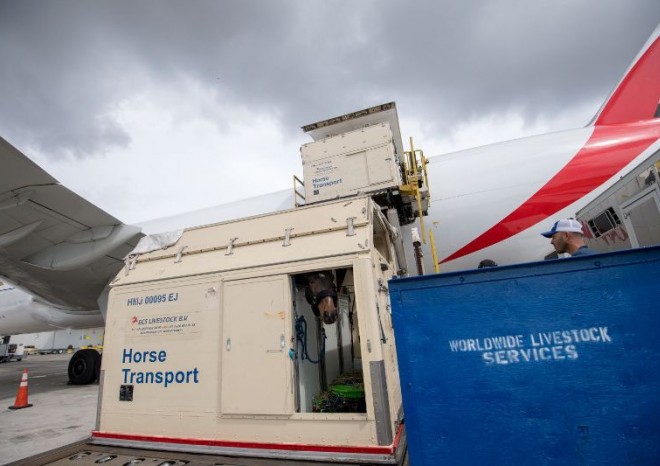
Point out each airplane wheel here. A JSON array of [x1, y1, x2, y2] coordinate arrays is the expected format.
[[68, 349, 101, 385]]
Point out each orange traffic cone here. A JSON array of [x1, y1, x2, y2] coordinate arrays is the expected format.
[[8, 369, 33, 410]]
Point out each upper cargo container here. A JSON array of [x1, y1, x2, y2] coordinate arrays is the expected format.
[[299, 102, 430, 228]]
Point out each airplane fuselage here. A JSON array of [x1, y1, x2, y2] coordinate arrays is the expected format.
[[0, 282, 104, 334]]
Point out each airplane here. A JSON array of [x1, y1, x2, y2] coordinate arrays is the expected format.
[[1, 22, 659, 382]]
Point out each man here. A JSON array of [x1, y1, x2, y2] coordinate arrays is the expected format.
[[541, 218, 595, 257]]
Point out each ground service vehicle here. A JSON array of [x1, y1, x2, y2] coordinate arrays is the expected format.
[[0, 335, 24, 362]]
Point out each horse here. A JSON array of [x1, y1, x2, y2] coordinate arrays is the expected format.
[[304, 271, 338, 325]]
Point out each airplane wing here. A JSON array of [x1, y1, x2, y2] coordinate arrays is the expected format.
[[0, 136, 143, 312]]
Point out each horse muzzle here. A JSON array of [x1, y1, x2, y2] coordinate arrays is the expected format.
[[317, 297, 338, 324]]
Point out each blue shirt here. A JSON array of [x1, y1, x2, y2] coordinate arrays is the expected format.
[[571, 246, 595, 256]]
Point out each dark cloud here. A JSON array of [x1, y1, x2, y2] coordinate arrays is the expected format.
[[1, 0, 659, 158]]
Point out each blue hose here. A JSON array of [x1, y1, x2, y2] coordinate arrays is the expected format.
[[295, 315, 325, 364]]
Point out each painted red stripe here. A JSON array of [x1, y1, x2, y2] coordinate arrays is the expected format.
[[595, 34, 660, 125], [92, 423, 404, 456], [442, 121, 660, 264]]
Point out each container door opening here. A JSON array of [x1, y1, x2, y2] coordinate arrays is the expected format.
[[292, 267, 365, 414]]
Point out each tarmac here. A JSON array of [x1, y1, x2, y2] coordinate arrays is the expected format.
[[0, 373, 98, 465]]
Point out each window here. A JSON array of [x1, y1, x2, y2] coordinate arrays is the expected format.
[[588, 207, 621, 238]]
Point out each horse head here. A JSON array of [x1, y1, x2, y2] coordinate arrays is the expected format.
[[304, 271, 338, 324]]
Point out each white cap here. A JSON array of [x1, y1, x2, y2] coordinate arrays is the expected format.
[[541, 218, 584, 238]]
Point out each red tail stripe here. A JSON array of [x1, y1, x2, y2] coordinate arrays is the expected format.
[[595, 35, 660, 126]]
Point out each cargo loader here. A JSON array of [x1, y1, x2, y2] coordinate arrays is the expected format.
[[12, 103, 427, 465]]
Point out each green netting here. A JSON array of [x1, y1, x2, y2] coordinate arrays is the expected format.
[[312, 371, 366, 413]]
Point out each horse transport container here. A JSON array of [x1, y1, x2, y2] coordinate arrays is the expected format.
[[390, 246, 660, 466], [93, 196, 407, 464]]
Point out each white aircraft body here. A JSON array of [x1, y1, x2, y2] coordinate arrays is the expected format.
[[1, 23, 660, 349]]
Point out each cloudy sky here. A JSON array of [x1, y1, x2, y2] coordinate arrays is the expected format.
[[1, 0, 659, 224]]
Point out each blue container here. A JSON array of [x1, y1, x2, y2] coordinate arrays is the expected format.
[[390, 247, 660, 466]]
